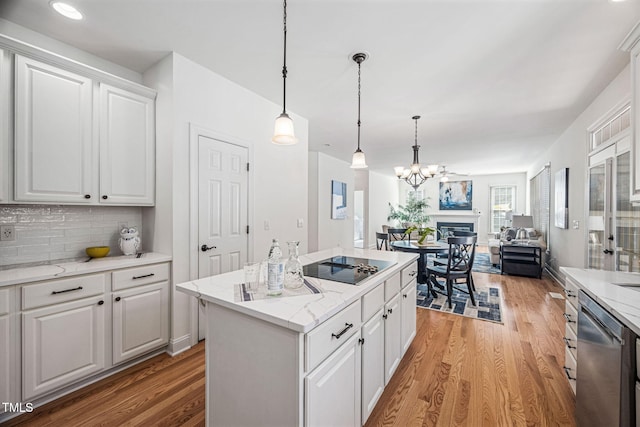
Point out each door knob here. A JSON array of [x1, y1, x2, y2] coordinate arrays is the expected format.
[[603, 249, 614, 255], [201, 244, 217, 252]]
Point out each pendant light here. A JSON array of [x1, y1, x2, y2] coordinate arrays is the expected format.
[[272, 0, 298, 145], [350, 52, 368, 169], [394, 116, 438, 189]]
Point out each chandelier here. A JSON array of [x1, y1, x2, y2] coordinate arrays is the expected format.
[[272, 0, 298, 145], [394, 116, 438, 190]]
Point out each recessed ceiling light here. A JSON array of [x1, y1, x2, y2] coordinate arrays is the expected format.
[[50, 1, 83, 20]]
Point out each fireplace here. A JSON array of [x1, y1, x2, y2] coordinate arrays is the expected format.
[[437, 221, 474, 238]]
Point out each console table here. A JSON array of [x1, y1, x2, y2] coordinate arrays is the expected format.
[[500, 242, 542, 278]]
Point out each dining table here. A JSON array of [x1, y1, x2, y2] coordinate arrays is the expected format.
[[390, 240, 449, 284]]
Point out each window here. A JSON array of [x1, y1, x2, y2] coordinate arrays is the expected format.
[[490, 186, 516, 233], [530, 165, 550, 247]]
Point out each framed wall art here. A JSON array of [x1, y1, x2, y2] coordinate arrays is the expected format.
[[554, 168, 569, 229], [331, 180, 347, 220], [439, 180, 473, 211]]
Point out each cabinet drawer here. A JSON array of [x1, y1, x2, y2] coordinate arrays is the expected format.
[[564, 278, 579, 309], [401, 264, 417, 287], [0, 288, 9, 316], [362, 284, 384, 322], [564, 322, 578, 361], [22, 274, 105, 310], [565, 300, 578, 335], [384, 272, 401, 302], [564, 346, 577, 394], [112, 263, 169, 291], [306, 300, 361, 372]]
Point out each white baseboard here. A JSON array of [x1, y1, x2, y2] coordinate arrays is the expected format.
[[168, 334, 192, 356]]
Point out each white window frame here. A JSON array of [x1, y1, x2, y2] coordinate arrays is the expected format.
[[490, 185, 517, 233]]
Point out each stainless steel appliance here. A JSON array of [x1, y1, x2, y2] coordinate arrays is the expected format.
[[302, 256, 394, 285], [577, 290, 635, 427]]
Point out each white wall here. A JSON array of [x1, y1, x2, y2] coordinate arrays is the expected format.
[[394, 172, 526, 244], [527, 64, 631, 274], [308, 152, 354, 251], [144, 52, 309, 350], [368, 171, 400, 248]]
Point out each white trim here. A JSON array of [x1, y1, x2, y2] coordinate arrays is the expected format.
[[168, 334, 192, 356], [0, 34, 156, 98]]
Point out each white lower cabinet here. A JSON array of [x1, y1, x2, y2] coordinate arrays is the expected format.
[[361, 308, 385, 423], [0, 287, 14, 410], [112, 281, 169, 364], [305, 332, 362, 427], [384, 292, 402, 385], [401, 282, 417, 354], [22, 295, 106, 399]]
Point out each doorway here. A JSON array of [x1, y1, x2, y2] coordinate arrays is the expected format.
[[354, 190, 364, 248], [190, 125, 249, 340]]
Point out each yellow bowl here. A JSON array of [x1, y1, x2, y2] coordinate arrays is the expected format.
[[86, 246, 110, 258]]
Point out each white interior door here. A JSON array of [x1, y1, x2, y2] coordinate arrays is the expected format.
[[197, 135, 249, 340]]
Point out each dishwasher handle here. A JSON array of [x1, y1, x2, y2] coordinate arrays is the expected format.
[[580, 303, 622, 345]]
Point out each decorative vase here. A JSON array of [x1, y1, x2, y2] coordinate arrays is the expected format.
[[284, 241, 304, 289]]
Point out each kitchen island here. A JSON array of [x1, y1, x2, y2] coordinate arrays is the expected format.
[[177, 247, 418, 427]]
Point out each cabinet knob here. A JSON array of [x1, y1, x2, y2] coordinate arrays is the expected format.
[[383, 314, 388, 319], [358, 338, 365, 345], [102, 195, 108, 200], [115, 296, 121, 302], [388, 308, 393, 314], [84, 194, 91, 199], [98, 300, 104, 305], [403, 293, 408, 298]]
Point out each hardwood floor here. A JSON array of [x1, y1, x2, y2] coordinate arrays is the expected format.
[[364, 271, 575, 427], [5, 270, 574, 427]]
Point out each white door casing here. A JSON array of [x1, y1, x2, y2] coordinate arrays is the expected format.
[[192, 127, 249, 340]]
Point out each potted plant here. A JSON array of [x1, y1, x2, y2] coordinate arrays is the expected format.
[[387, 193, 431, 228], [404, 225, 437, 245]]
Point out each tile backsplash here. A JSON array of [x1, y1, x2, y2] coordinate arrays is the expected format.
[[0, 205, 142, 267]]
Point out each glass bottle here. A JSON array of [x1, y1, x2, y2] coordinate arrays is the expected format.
[[284, 241, 304, 289], [267, 239, 283, 296]]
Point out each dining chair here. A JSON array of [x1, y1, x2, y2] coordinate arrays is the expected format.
[[427, 235, 477, 308], [376, 232, 389, 251], [387, 228, 408, 242]]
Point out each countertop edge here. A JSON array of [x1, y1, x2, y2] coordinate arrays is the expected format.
[[0, 252, 173, 287]]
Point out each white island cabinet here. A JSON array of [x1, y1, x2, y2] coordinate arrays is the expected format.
[[177, 247, 418, 427]]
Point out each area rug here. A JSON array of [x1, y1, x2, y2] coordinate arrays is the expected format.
[[416, 283, 503, 323], [470, 252, 501, 275]]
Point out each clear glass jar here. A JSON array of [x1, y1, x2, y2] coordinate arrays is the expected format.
[[284, 241, 304, 289]]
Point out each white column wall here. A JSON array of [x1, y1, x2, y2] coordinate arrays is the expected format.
[[368, 171, 400, 248]]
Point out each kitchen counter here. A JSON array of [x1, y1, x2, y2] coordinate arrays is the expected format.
[[560, 267, 640, 336], [0, 252, 172, 287], [176, 247, 417, 333]]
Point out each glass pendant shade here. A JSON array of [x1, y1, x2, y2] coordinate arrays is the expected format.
[[272, 113, 298, 145], [394, 166, 405, 177], [351, 149, 367, 169], [440, 175, 449, 182], [427, 164, 439, 174]]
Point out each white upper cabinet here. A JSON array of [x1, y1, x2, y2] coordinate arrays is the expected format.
[[99, 84, 155, 205], [14, 55, 94, 203], [620, 23, 640, 201], [12, 53, 156, 206]]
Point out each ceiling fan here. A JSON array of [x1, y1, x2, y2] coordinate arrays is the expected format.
[[437, 165, 468, 182]]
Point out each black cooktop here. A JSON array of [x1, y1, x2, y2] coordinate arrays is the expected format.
[[303, 256, 395, 285]]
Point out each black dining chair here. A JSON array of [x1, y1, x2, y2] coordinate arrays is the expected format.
[[427, 235, 477, 308], [387, 228, 408, 243], [376, 232, 389, 251]]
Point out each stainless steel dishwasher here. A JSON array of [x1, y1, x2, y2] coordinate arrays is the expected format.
[[577, 290, 635, 427]]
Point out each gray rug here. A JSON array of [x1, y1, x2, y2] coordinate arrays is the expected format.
[[416, 283, 503, 323]]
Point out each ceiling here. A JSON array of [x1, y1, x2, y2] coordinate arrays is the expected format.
[[1, 0, 639, 176]]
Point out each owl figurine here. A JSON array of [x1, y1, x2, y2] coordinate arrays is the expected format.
[[118, 227, 141, 255]]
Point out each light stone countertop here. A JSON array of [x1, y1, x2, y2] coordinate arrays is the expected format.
[[0, 252, 172, 287], [176, 247, 418, 333], [560, 267, 640, 336]]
